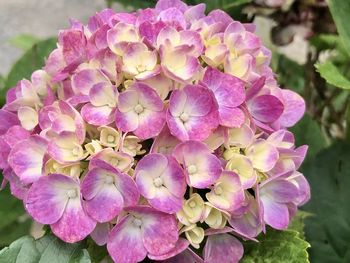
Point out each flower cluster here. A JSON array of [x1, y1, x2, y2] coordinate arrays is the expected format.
[[0, 0, 310, 262]]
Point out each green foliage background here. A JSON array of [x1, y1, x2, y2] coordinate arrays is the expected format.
[[1, 0, 350, 262]]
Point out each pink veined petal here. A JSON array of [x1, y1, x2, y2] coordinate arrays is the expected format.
[[117, 89, 139, 113], [158, 8, 187, 30], [128, 206, 179, 256], [218, 106, 245, 128], [81, 168, 124, 223], [107, 215, 147, 263], [51, 196, 96, 243], [183, 85, 216, 117], [248, 95, 284, 123], [160, 249, 204, 263], [203, 67, 245, 107], [3, 169, 28, 200], [155, 0, 188, 13], [133, 83, 164, 112], [89, 82, 117, 107], [25, 174, 76, 225], [71, 69, 108, 96], [135, 109, 166, 139], [135, 153, 185, 213], [260, 179, 299, 203], [81, 103, 115, 126], [173, 141, 222, 188], [184, 4, 206, 22], [148, 188, 183, 214], [148, 238, 189, 260], [0, 110, 20, 135], [115, 109, 139, 132], [8, 135, 48, 184], [279, 89, 306, 127], [246, 140, 279, 172], [260, 198, 290, 230], [90, 222, 111, 246], [204, 234, 244, 263]]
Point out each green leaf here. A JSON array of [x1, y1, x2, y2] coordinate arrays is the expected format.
[[0, 186, 32, 246], [315, 61, 350, 90], [36, 235, 91, 263], [288, 211, 312, 240], [289, 114, 328, 161], [241, 229, 310, 263], [108, 0, 156, 10], [303, 142, 350, 263], [275, 54, 305, 94], [327, 0, 350, 56], [1, 38, 57, 105], [8, 34, 41, 51], [0, 236, 40, 263], [0, 234, 91, 263]]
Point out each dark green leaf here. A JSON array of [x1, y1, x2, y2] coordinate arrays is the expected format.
[[303, 142, 350, 263], [1, 38, 57, 105], [241, 229, 310, 263], [290, 114, 328, 161], [315, 61, 350, 90], [327, 0, 350, 56], [8, 34, 41, 51]]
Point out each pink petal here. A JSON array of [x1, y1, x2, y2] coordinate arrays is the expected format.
[[81, 167, 125, 223], [81, 103, 115, 126], [219, 106, 245, 128], [248, 95, 284, 123], [0, 110, 19, 135], [135, 154, 186, 213], [279, 90, 305, 127], [107, 216, 147, 263], [155, 0, 188, 13], [25, 174, 76, 225], [128, 206, 179, 256], [204, 234, 244, 263], [8, 135, 48, 184], [135, 109, 166, 139], [148, 238, 189, 260], [91, 222, 111, 246], [173, 141, 222, 188], [71, 69, 108, 96], [51, 195, 96, 243]]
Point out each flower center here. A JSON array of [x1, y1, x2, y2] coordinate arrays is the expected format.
[[153, 177, 163, 188], [72, 146, 80, 157], [214, 185, 223, 195], [136, 64, 147, 72], [107, 135, 115, 143], [180, 112, 189, 122], [105, 175, 114, 184], [133, 218, 143, 227], [134, 104, 144, 114], [66, 189, 78, 199], [189, 201, 196, 208], [187, 165, 197, 175]]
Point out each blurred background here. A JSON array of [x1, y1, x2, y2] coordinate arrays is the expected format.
[[0, 0, 350, 262]]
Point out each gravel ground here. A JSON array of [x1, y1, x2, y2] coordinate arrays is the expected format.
[[0, 0, 113, 76]]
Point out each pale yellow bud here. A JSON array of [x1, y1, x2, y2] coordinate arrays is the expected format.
[[85, 140, 103, 156], [99, 127, 121, 148], [182, 224, 205, 249], [122, 136, 145, 157]]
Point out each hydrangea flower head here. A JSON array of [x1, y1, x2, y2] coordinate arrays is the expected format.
[[0, 0, 310, 262]]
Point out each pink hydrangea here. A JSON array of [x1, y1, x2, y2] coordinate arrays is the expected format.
[[0, 0, 310, 262]]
